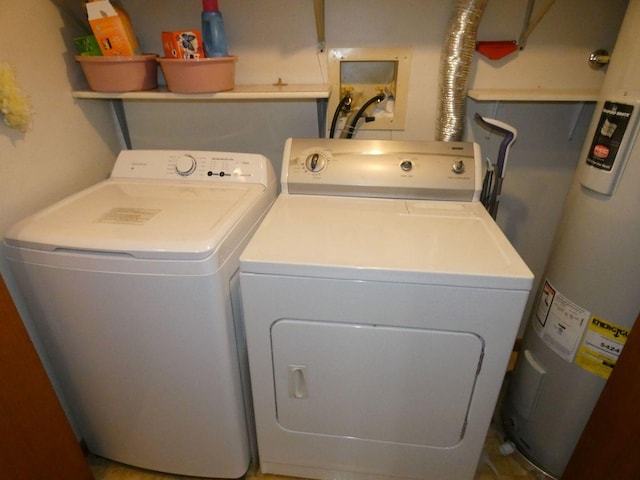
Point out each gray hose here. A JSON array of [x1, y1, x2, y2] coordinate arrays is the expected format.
[[435, 0, 488, 142]]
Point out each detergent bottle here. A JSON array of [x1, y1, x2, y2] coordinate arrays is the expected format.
[[201, 0, 229, 57]]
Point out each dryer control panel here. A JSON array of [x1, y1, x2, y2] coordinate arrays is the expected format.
[[282, 138, 482, 201], [110, 149, 275, 187]]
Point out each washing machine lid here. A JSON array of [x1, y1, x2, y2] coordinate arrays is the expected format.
[[5, 178, 268, 261], [240, 194, 533, 290]]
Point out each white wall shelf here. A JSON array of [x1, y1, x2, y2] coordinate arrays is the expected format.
[[72, 83, 331, 101], [72, 84, 332, 148], [468, 88, 600, 102]]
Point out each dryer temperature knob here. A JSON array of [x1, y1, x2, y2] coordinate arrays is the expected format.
[[176, 155, 197, 176]]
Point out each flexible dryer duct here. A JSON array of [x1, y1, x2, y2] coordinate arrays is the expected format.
[[436, 0, 488, 141]]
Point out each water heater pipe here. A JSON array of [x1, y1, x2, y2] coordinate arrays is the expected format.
[[436, 0, 488, 141]]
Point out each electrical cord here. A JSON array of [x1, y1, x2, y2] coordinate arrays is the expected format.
[[341, 92, 385, 139], [329, 94, 353, 138]]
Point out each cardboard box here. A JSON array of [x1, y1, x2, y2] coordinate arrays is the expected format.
[[162, 31, 204, 59], [86, 0, 140, 56], [74, 35, 102, 56]]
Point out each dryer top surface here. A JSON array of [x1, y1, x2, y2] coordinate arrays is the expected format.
[[240, 194, 533, 289]]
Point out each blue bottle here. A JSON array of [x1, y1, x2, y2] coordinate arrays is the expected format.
[[201, 0, 228, 57]]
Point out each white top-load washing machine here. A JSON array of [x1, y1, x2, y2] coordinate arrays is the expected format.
[[239, 138, 534, 480], [4, 149, 276, 478]]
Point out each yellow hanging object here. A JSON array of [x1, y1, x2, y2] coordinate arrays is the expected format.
[[0, 62, 33, 133]]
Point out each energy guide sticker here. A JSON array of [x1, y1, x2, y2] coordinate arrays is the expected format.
[[97, 208, 161, 225], [574, 316, 630, 380]]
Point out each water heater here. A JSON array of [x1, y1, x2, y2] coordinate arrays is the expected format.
[[501, 1, 640, 478]]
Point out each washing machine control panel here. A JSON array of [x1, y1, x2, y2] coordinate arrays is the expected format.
[[283, 138, 482, 201], [110, 149, 274, 186]]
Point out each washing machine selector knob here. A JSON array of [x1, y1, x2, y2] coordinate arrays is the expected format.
[[176, 155, 197, 176], [400, 160, 413, 172], [452, 160, 465, 174], [305, 152, 327, 173]]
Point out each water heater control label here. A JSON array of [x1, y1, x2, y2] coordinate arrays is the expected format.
[[586, 101, 634, 171]]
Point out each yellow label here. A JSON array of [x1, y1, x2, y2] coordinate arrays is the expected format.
[[574, 316, 630, 379]]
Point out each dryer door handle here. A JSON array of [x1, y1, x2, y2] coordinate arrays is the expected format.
[[288, 365, 308, 399]]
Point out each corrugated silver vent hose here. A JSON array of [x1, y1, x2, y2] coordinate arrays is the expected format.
[[436, 0, 488, 141]]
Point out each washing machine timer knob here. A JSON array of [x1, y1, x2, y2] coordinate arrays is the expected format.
[[305, 152, 327, 173], [176, 155, 197, 176]]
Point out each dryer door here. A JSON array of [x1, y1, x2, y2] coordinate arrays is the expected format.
[[271, 319, 484, 447]]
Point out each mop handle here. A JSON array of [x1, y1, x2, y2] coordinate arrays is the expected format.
[[474, 113, 518, 178]]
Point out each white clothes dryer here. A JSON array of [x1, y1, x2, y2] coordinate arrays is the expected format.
[[4, 149, 276, 478], [239, 138, 533, 480]]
